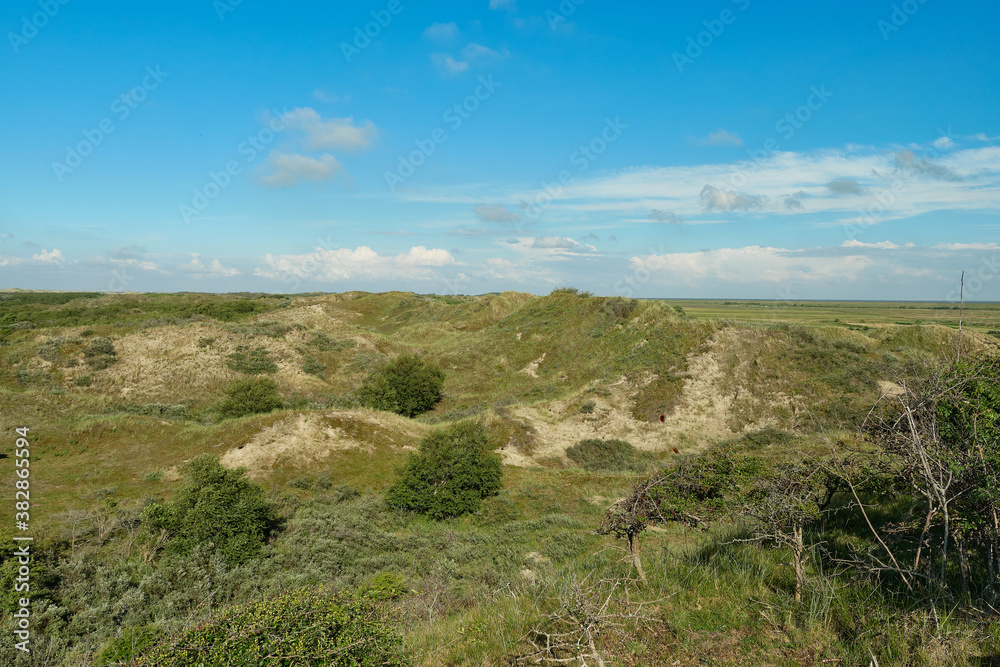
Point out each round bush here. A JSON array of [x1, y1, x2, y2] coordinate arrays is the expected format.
[[565, 438, 648, 472], [386, 422, 503, 519], [357, 354, 445, 418], [218, 377, 283, 419]]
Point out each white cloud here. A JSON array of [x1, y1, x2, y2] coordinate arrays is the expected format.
[[696, 129, 743, 147], [259, 152, 342, 187], [424, 22, 459, 41], [932, 242, 1000, 251], [932, 136, 956, 150], [475, 203, 522, 224], [460, 43, 506, 60], [699, 185, 767, 212], [634, 246, 874, 286], [842, 240, 903, 249], [649, 209, 683, 223], [280, 108, 377, 152], [894, 150, 962, 182], [180, 253, 239, 277], [32, 249, 64, 263], [253, 245, 457, 283], [432, 53, 470, 75]]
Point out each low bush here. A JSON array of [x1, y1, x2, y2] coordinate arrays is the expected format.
[[387, 422, 503, 519], [136, 587, 408, 666], [217, 377, 283, 419], [357, 354, 445, 418], [566, 438, 649, 472], [84, 337, 118, 370], [142, 454, 279, 565], [226, 345, 277, 374]]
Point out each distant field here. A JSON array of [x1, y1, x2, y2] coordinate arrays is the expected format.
[[657, 299, 1000, 332]]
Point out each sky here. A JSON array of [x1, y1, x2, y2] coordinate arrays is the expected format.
[[1, 0, 998, 300]]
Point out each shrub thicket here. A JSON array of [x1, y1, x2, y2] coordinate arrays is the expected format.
[[135, 587, 408, 666], [357, 354, 445, 417], [142, 455, 278, 565], [226, 345, 278, 374], [217, 377, 283, 418], [84, 337, 118, 370], [387, 422, 503, 519]]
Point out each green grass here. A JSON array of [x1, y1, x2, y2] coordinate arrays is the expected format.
[[1, 290, 998, 665]]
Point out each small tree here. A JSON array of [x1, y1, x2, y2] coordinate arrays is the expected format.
[[143, 455, 278, 564], [387, 422, 503, 519], [357, 354, 445, 418], [218, 377, 283, 419]]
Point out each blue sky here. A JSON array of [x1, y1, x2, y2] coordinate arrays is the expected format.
[[1, 0, 998, 300]]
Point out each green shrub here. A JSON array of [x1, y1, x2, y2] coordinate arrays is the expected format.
[[566, 438, 649, 472], [301, 356, 326, 376], [136, 587, 408, 666], [83, 336, 118, 370], [309, 331, 355, 352], [218, 378, 283, 419], [601, 296, 638, 322], [357, 354, 445, 418], [226, 345, 278, 374], [142, 454, 278, 565], [386, 422, 503, 519], [579, 400, 596, 414]]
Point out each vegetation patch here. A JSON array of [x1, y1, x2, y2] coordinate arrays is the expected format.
[[225, 345, 278, 374], [217, 377, 283, 418]]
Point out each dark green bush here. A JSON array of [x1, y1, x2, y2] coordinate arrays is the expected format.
[[309, 331, 355, 351], [386, 422, 503, 519], [142, 455, 278, 565], [301, 356, 326, 376], [84, 336, 118, 370], [218, 378, 283, 419], [226, 345, 278, 374], [566, 438, 649, 472], [357, 354, 445, 418], [136, 587, 408, 666]]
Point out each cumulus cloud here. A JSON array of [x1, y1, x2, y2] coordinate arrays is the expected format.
[[433, 43, 507, 75], [280, 108, 377, 152], [424, 21, 459, 41], [32, 248, 64, 263], [532, 237, 583, 249], [181, 253, 240, 277], [782, 192, 806, 210], [475, 203, 522, 224], [827, 177, 869, 195], [894, 150, 962, 182], [695, 129, 744, 147], [259, 152, 342, 187], [699, 185, 767, 212], [649, 209, 683, 223], [253, 246, 456, 283], [432, 53, 470, 75]]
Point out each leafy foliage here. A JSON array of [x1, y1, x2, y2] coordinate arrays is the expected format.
[[135, 587, 408, 666], [226, 345, 278, 374], [84, 337, 118, 370], [142, 455, 279, 564], [217, 377, 283, 418], [386, 422, 503, 519], [357, 354, 445, 417]]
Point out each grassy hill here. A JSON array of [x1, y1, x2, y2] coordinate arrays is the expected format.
[[1, 290, 998, 665]]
